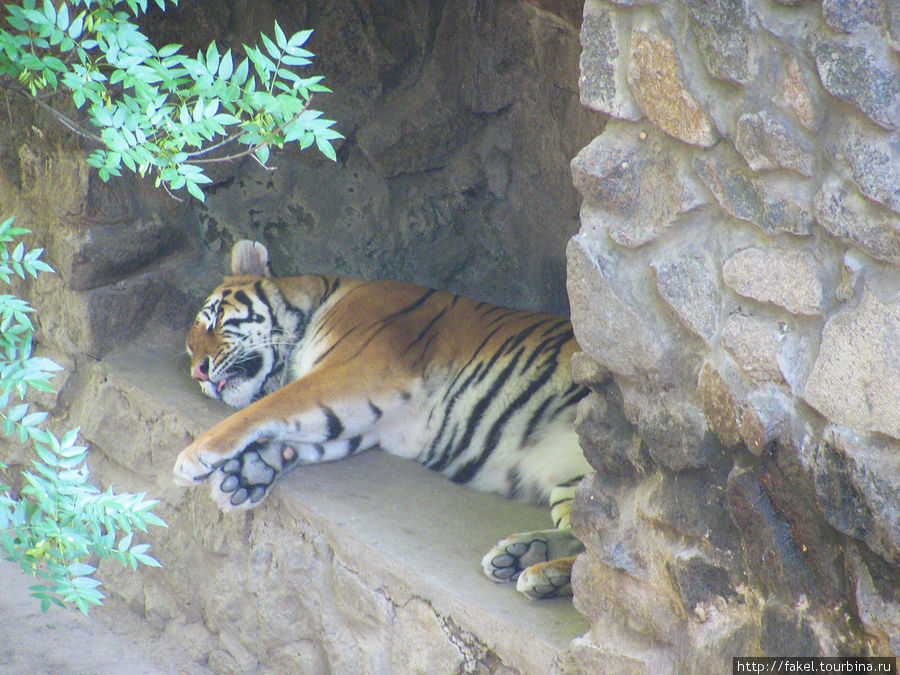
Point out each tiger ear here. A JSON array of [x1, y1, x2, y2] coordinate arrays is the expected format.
[[231, 240, 273, 277]]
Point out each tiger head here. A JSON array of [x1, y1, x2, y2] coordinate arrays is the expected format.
[[187, 241, 289, 408]]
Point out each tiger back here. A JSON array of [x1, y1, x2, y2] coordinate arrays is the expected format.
[[174, 240, 592, 599]]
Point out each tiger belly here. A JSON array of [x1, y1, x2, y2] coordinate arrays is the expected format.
[[371, 383, 590, 504]]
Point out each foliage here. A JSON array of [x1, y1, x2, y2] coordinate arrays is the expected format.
[[0, 0, 341, 201], [0, 217, 166, 614]]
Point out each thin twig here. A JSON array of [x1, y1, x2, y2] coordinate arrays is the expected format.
[[3, 83, 104, 145], [189, 95, 312, 166]]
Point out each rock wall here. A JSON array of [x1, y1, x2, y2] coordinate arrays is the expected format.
[[568, 0, 900, 670], [145, 0, 604, 315]]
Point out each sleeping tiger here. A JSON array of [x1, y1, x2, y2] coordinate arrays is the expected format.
[[173, 240, 591, 599]]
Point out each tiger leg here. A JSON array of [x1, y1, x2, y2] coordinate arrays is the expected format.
[[173, 364, 401, 511], [480, 479, 585, 599]]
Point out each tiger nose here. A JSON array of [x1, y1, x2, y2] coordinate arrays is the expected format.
[[191, 359, 209, 381]]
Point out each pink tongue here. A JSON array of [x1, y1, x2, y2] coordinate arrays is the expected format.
[[217, 379, 227, 393]]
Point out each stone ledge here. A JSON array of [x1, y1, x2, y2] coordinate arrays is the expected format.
[[66, 344, 587, 673]]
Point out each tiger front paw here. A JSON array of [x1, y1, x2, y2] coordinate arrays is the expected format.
[[173, 439, 298, 511]]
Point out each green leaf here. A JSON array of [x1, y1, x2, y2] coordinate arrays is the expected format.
[[218, 48, 233, 80], [260, 33, 280, 61], [316, 134, 338, 161], [55, 2, 69, 30], [185, 178, 205, 202], [42, 0, 55, 24], [205, 41, 219, 75], [68, 11, 83, 38], [274, 22, 287, 50]]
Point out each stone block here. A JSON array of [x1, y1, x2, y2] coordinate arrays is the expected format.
[[621, 382, 725, 471], [571, 123, 707, 247], [814, 427, 900, 565], [734, 110, 816, 176], [567, 637, 655, 675], [572, 472, 647, 580], [682, 0, 759, 85], [830, 118, 900, 214], [692, 150, 815, 236], [738, 389, 794, 456], [813, 177, 900, 265], [566, 235, 665, 378], [760, 600, 826, 657], [572, 549, 685, 646], [641, 471, 739, 557], [652, 252, 720, 343], [697, 361, 742, 448], [722, 246, 824, 316], [669, 552, 737, 619], [575, 388, 643, 476], [579, 0, 642, 119], [847, 545, 900, 655], [67, 346, 589, 673], [814, 32, 900, 130], [822, 0, 884, 34], [721, 313, 785, 385], [774, 56, 820, 130], [803, 285, 900, 438], [628, 27, 718, 147], [725, 467, 817, 596]]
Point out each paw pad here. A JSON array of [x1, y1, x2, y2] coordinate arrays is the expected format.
[[213, 441, 298, 508]]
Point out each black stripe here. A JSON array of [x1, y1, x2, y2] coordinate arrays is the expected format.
[[347, 435, 363, 455], [521, 395, 555, 446], [322, 406, 344, 440], [403, 307, 447, 354], [436, 346, 525, 474], [368, 400, 382, 419], [451, 348, 557, 484]]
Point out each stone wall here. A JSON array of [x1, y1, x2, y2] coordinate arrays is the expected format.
[[568, 0, 900, 670], [144, 0, 603, 315]]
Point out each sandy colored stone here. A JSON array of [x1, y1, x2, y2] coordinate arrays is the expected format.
[[721, 313, 785, 384], [722, 247, 824, 316], [804, 286, 900, 439], [774, 56, 818, 130], [652, 253, 720, 343], [628, 27, 717, 147], [814, 177, 900, 265], [571, 122, 707, 247], [567, 235, 665, 378], [734, 110, 816, 176]]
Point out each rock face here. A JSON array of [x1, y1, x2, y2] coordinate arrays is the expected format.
[[570, 0, 900, 669], [140, 0, 604, 316]]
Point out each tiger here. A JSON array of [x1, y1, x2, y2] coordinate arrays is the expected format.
[[173, 240, 592, 599]]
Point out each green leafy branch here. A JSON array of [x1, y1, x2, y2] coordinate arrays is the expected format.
[[0, 216, 166, 614], [0, 0, 342, 201]]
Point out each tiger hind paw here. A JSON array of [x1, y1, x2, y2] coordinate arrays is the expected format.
[[481, 528, 584, 599]]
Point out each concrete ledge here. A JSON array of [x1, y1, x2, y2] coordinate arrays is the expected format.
[[62, 344, 587, 673]]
